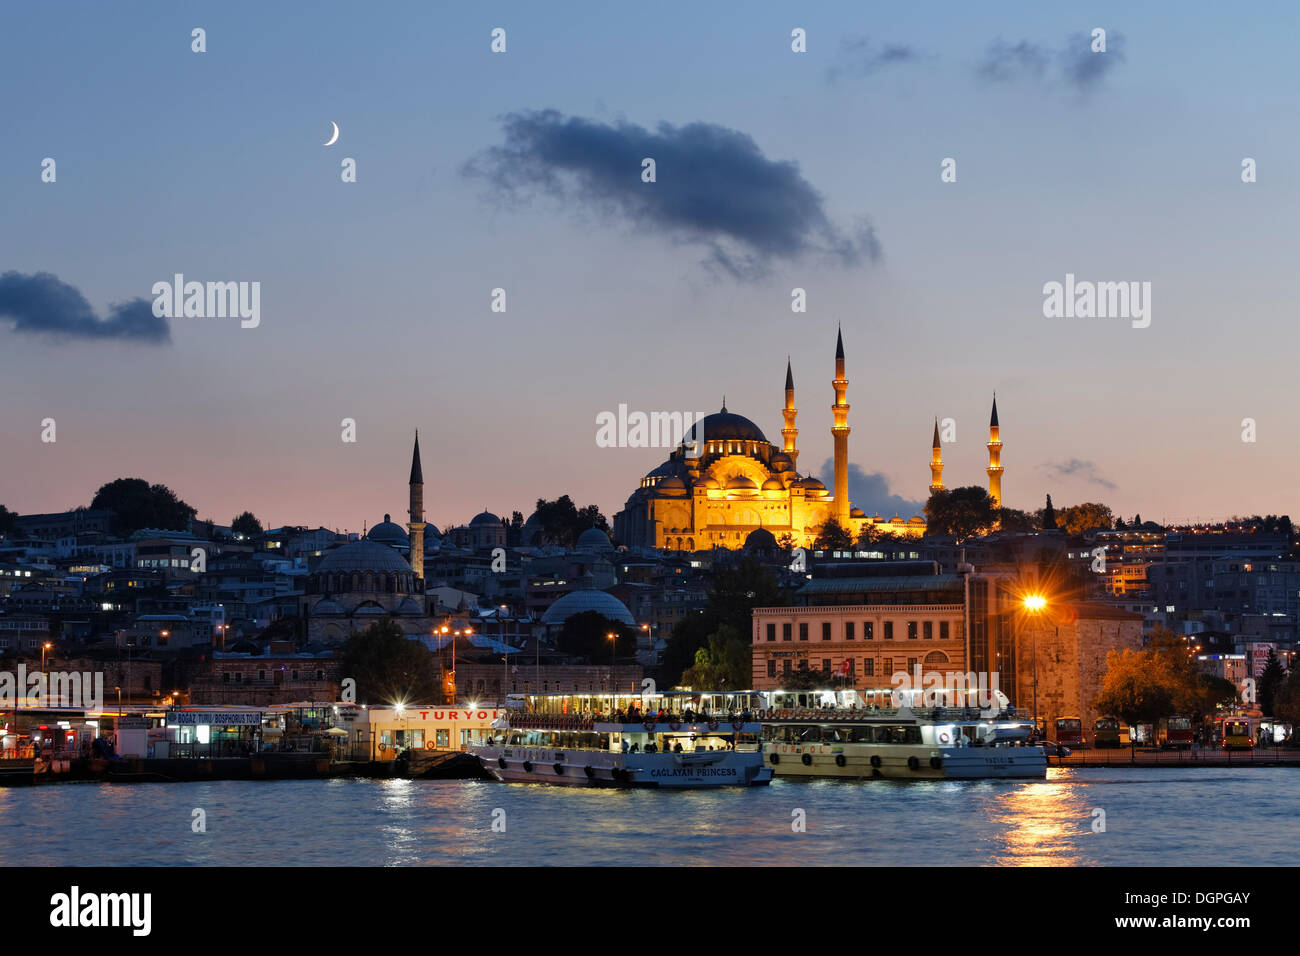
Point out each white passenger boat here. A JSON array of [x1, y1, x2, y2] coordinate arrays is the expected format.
[[757, 688, 1046, 781], [472, 692, 772, 788]]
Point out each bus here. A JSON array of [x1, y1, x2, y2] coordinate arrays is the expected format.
[[1157, 716, 1194, 750], [1055, 717, 1086, 747], [1092, 716, 1123, 748], [1221, 717, 1254, 751]]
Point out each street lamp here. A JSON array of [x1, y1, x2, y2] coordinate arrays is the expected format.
[[1022, 595, 1046, 733], [607, 632, 618, 716]]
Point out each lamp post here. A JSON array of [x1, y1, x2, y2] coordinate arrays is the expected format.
[[1022, 595, 1046, 734], [607, 632, 618, 716], [41, 642, 52, 704]]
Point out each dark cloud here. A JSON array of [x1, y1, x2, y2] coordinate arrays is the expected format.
[[816, 459, 927, 518], [975, 39, 1050, 83], [463, 110, 880, 279], [0, 271, 169, 344], [1060, 31, 1126, 91], [827, 36, 921, 83], [1039, 458, 1117, 490], [976, 33, 1126, 93]]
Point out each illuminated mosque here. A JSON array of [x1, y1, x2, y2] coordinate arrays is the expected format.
[[613, 330, 1005, 550]]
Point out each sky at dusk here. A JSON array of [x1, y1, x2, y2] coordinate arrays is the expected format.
[[2, 1, 1297, 533]]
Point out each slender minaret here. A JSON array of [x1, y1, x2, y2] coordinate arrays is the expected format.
[[986, 395, 1003, 508], [408, 430, 426, 581], [929, 417, 945, 494], [781, 358, 799, 470], [831, 328, 851, 524]]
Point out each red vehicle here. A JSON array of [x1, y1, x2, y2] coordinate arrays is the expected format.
[[1157, 716, 1194, 750], [1055, 717, 1086, 748]]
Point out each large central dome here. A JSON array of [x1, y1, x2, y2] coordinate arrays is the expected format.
[[687, 407, 768, 444]]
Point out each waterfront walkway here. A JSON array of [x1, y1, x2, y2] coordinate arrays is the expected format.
[[1056, 746, 1300, 768]]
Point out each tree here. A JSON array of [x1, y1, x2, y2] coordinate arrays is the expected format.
[[1259, 648, 1286, 717], [1041, 495, 1057, 530], [996, 508, 1038, 533], [231, 511, 263, 537], [679, 624, 750, 690], [1273, 669, 1300, 731], [91, 478, 197, 537], [814, 517, 853, 550], [1054, 502, 1115, 536], [1094, 648, 1177, 737], [338, 618, 442, 705], [0, 504, 19, 538], [556, 610, 636, 661], [532, 495, 609, 547], [924, 486, 996, 540]]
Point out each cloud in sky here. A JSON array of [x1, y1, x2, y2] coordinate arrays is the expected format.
[[977, 32, 1125, 92], [826, 36, 922, 83], [0, 271, 169, 343], [463, 110, 880, 279], [1039, 457, 1117, 490], [817, 459, 927, 518]]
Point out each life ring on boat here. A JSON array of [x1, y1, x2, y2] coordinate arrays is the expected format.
[[553, 763, 565, 775], [870, 755, 882, 768], [522, 760, 534, 773], [801, 753, 813, 766], [907, 756, 920, 771], [643, 721, 656, 732], [708, 719, 719, 731], [770, 753, 780, 765], [584, 765, 596, 778], [835, 754, 846, 767], [938, 731, 951, 744], [929, 756, 943, 770], [497, 757, 507, 770], [732, 720, 744, 730], [669, 721, 681, 731], [425, 742, 436, 750]]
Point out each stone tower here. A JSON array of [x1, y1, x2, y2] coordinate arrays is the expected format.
[[831, 328, 850, 525], [408, 430, 426, 581], [986, 395, 1003, 508], [781, 358, 799, 471], [929, 418, 945, 495]]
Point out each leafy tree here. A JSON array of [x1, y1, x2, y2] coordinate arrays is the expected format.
[[1259, 648, 1286, 717], [1041, 494, 1057, 530], [996, 508, 1038, 533], [782, 661, 825, 690], [814, 517, 853, 550], [1054, 502, 1115, 536], [1095, 648, 1177, 735], [556, 610, 636, 661], [1273, 669, 1300, 731], [231, 511, 263, 537], [338, 618, 442, 705], [924, 486, 996, 540], [0, 504, 19, 538], [532, 495, 609, 547], [91, 478, 197, 537], [679, 624, 750, 690]]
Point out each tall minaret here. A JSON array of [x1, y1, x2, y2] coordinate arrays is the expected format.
[[781, 358, 799, 470], [986, 395, 1003, 508], [831, 328, 851, 525], [929, 417, 945, 495], [408, 430, 426, 581]]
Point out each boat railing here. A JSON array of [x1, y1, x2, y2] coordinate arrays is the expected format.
[[756, 706, 1024, 723], [506, 712, 757, 731]]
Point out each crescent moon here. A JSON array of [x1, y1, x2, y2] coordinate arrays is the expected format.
[[323, 121, 339, 147]]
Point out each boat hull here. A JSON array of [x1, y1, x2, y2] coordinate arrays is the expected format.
[[763, 743, 1045, 780], [472, 745, 772, 788]]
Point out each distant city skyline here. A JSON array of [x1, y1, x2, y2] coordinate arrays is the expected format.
[[3, 2, 1297, 531]]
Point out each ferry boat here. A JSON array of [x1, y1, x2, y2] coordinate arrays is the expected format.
[[756, 688, 1046, 781], [472, 691, 772, 788]]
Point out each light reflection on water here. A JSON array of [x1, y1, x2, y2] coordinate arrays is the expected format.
[[0, 768, 1293, 866]]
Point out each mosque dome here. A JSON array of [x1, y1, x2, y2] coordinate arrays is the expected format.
[[726, 475, 758, 493], [577, 527, 613, 551], [769, 452, 794, 473], [744, 528, 779, 551], [761, 477, 785, 492], [367, 514, 409, 547], [698, 477, 721, 491], [850, 507, 866, 518], [801, 478, 828, 496], [541, 586, 636, 628], [317, 540, 413, 574], [470, 511, 501, 527], [656, 476, 689, 496], [311, 598, 344, 616], [685, 407, 768, 444]]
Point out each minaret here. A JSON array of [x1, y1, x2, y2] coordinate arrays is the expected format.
[[986, 395, 1003, 508], [781, 358, 799, 470], [929, 418, 945, 494], [408, 430, 426, 581], [831, 328, 850, 525]]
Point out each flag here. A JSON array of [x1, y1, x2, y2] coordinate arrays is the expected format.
[[838, 659, 851, 676]]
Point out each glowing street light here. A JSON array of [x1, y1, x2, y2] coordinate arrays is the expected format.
[[1021, 595, 1046, 733]]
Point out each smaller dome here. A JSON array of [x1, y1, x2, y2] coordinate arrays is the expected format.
[[470, 511, 501, 527], [769, 453, 794, 473], [908, 516, 926, 525], [801, 478, 827, 496], [577, 527, 613, 551], [850, 507, 866, 518], [368, 514, 409, 546], [656, 476, 688, 496], [744, 528, 779, 552], [725, 475, 758, 492], [761, 477, 785, 492], [698, 477, 720, 490], [312, 598, 344, 616]]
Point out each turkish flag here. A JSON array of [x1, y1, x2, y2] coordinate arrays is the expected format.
[[838, 659, 851, 676]]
